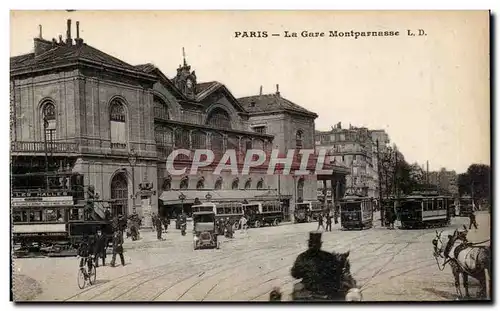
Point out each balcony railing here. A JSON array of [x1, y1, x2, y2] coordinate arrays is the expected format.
[[11, 141, 79, 154]]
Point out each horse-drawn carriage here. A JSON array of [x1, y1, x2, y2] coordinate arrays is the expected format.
[[432, 226, 491, 300]]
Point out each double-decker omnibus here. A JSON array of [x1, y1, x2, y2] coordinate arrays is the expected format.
[[11, 172, 112, 255], [191, 202, 242, 233]]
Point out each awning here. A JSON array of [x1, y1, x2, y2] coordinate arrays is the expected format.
[[159, 189, 288, 205]]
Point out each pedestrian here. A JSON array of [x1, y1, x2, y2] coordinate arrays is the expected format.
[[152, 213, 157, 232], [155, 216, 163, 240], [239, 215, 248, 233], [469, 210, 478, 230], [317, 213, 325, 231], [162, 217, 169, 233], [334, 205, 340, 225], [325, 213, 332, 232], [110, 230, 125, 267], [93, 228, 107, 267]]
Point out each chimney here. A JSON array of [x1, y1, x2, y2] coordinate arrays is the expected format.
[[33, 24, 53, 56], [259, 85, 263, 96], [66, 19, 72, 45], [276, 84, 280, 96], [59, 35, 63, 44], [75, 21, 84, 45]]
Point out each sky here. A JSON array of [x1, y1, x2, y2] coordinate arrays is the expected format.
[[9, 10, 490, 173]]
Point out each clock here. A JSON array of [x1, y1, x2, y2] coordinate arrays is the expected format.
[[186, 79, 193, 89]]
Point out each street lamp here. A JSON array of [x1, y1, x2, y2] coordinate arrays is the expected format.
[[128, 149, 138, 202], [205, 193, 212, 201], [179, 192, 186, 214]]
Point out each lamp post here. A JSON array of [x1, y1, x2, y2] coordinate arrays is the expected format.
[[179, 192, 186, 215], [205, 193, 212, 202], [128, 149, 138, 215]]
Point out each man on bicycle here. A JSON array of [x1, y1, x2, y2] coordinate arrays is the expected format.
[[78, 235, 93, 276]]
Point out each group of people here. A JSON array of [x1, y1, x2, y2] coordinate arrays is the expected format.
[[316, 210, 338, 232]]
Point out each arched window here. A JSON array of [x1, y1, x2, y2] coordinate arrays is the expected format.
[[162, 177, 172, 191], [110, 99, 127, 149], [206, 108, 231, 129], [196, 178, 205, 190], [244, 179, 251, 190], [296, 130, 303, 149], [191, 130, 207, 149], [256, 179, 264, 190], [231, 178, 239, 190], [175, 128, 190, 149], [153, 96, 169, 120], [214, 178, 223, 190], [42, 102, 56, 143], [211, 132, 224, 158], [179, 177, 189, 190], [297, 178, 304, 201]]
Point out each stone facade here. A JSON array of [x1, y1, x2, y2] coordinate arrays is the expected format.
[[11, 20, 348, 223]]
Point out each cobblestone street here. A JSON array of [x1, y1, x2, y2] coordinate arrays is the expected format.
[[12, 212, 490, 301]]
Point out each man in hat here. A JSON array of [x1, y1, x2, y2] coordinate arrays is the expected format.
[[110, 230, 125, 267], [93, 227, 107, 267], [291, 231, 339, 299]]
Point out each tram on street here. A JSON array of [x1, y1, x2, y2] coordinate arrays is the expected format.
[[241, 200, 283, 228], [12, 172, 112, 255], [293, 201, 323, 223], [340, 194, 374, 230], [457, 195, 474, 217], [398, 192, 452, 229]]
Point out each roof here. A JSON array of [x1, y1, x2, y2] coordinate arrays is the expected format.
[[11, 42, 155, 81], [238, 94, 318, 118]]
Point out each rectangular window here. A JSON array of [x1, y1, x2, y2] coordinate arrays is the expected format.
[[111, 121, 127, 148], [253, 126, 266, 134]]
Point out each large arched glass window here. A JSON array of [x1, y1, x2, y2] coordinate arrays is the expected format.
[[296, 130, 303, 149], [42, 102, 56, 143], [214, 178, 223, 190], [175, 128, 190, 149], [162, 176, 172, 191], [191, 130, 207, 149], [110, 99, 127, 149], [206, 108, 231, 129]]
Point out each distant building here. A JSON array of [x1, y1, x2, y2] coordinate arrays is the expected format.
[[428, 168, 458, 197], [315, 123, 390, 198]]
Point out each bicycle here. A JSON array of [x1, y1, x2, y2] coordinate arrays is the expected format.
[[77, 255, 97, 289]]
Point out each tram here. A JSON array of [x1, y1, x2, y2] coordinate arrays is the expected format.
[[294, 201, 324, 223], [340, 194, 374, 230], [457, 195, 474, 217], [398, 192, 452, 229], [241, 200, 283, 228], [11, 172, 112, 254]]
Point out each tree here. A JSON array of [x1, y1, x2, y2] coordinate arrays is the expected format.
[[458, 164, 491, 202]]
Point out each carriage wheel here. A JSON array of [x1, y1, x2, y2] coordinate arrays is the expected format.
[[254, 220, 261, 228], [193, 240, 197, 250], [88, 264, 97, 285], [77, 268, 86, 289], [306, 216, 311, 223], [273, 219, 279, 226], [233, 223, 239, 231]]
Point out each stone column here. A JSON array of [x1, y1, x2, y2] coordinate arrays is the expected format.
[[141, 195, 153, 229], [322, 179, 328, 208]]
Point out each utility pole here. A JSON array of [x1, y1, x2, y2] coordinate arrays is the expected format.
[[377, 140, 384, 226]]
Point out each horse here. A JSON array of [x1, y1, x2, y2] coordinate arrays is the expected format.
[[269, 251, 361, 301], [432, 227, 491, 300]]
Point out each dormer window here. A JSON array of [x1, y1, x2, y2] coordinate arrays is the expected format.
[[253, 126, 266, 134], [250, 101, 256, 108]]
